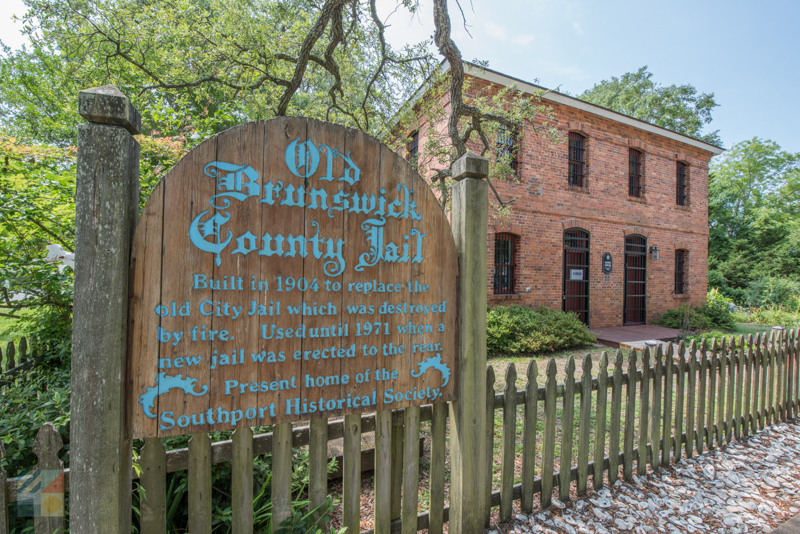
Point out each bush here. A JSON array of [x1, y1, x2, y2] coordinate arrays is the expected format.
[[654, 305, 709, 331], [733, 305, 800, 328], [744, 276, 800, 309], [686, 331, 741, 349], [486, 305, 596, 355], [654, 289, 735, 332]]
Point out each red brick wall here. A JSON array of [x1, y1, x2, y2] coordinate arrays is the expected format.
[[413, 75, 714, 328]]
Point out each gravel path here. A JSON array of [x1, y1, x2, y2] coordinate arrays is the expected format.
[[494, 420, 800, 534]]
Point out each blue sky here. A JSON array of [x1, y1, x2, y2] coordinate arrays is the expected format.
[[3, 0, 799, 155]]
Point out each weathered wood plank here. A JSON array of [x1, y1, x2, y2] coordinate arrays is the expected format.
[[309, 418, 328, 515], [734, 336, 745, 440], [272, 423, 292, 533], [188, 433, 212, 534], [542, 359, 557, 508], [753, 335, 762, 432], [401, 407, 421, 534], [697, 340, 708, 452], [650, 346, 662, 470], [501, 364, 517, 521], [231, 427, 254, 534], [139, 438, 166, 534], [661, 344, 673, 467], [775, 330, 784, 422], [390, 414, 403, 521], [707, 339, 718, 450], [686, 341, 697, 459], [793, 330, 799, 418], [374, 410, 393, 534], [577, 355, 593, 494], [594, 352, 609, 490], [33, 424, 64, 534], [726, 337, 736, 443], [559, 356, 576, 501], [344, 414, 362, 534], [623, 349, 637, 480], [485, 366, 496, 526], [522, 360, 538, 512], [428, 403, 447, 534], [743, 335, 754, 438], [638, 348, 651, 476], [786, 330, 794, 419], [760, 334, 769, 430], [768, 331, 777, 425], [717, 337, 727, 447], [674, 343, 685, 462]]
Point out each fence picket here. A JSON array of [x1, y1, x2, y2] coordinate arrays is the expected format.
[[0, 443, 7, 534], [753, 335, 762, 432], [309, 418, 329, 514], [779, 330, 787, 421], [139, 437, 166, 534], [485, 366, 496, 525], [726, 337, 736, 443], [769, 331, 777, 425], [707, 339, 718, 450], [761, 334, 769, 430], [638, 348, 651, 475], [786, 330, 794, 419], [674, 343, 685, 462], [187, 433, 212, 534], [501, 364, 517, 521], [390, 414, 403, 521], [522, 360, 538, 512], [344, 414, 363, 534], [428, 403, 447, 534], [0, 346, 3, 373], [577, 355, 592, 494], [593, 352, 608, 490], [793, 330, 800, 418], [559, 356, 576, 501], [231, 427, 254, 534], [401, 407, 420, 534], [717, 338, 728, 447], [661, 344, 673, 466], [777, 330, 785, 422], [734, 336, 745, 440], [651, 346, 662, 470], [272, 423, 293, 533], [609, 350, 623, 484], [18, 338, 27, 363], [5, 342, 14, 371], [624, 349, 638, 480], [697, 340, 708, 453], [686, 341, 697, 459], [542, 359, 557, 508], [374, 410, 393, 534], [33, 423, 64, 534], [743, 336, 754, 438]]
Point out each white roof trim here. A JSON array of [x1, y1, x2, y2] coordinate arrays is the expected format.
[[451, 62, 724, 155]]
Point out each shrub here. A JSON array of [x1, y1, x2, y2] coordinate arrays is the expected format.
[[686, 331, 741, 349], [744, 276, 800, 308], [733, 305, 800, 328], [486, 305, 596, 355], [654, 305, 709, 331], [654, 289, 735, 332]]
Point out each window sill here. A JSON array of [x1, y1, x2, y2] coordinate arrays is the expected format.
[[564, 184, 590, 194], [490, 293, 522, 300], [675, 204, 692, 212], [673, 294, 691, 300], [627, 196, 647, 204]]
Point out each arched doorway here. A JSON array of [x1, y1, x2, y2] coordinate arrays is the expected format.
[[624, 235, 647, 325], [563, 228, 590, 325]]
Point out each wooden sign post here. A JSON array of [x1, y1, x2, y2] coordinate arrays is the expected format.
[[127, 118, 458, 438]]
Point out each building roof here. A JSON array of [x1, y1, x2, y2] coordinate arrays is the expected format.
[[414, 61, 725, 156]]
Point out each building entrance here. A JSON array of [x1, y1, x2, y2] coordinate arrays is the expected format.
[[624, 235, 647, 325], [563, 228, 590, 325]]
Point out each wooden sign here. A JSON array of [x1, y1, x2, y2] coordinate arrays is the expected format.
[[127, 118, 458, 438]]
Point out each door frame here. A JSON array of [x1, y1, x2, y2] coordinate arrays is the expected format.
[[562, 228, 590, 325], [623, 234, 647, 325]]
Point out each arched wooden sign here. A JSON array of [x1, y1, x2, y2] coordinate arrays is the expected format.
[[127, 118, 458, 438]]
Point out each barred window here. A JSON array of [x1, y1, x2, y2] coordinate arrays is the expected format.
[[494, 233, 518, 294], [676, 161, 688, 206], [675, 249, 687, 294], [497, 125, 518, 172], [629, 148, 642, 197], [568, 132, 585, 187], [408, 131, 419, 162]]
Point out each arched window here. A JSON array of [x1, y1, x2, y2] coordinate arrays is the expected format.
[[675, 249, 687, 294], [568, 132, 585, 187], [629, 148, 642, 197], [494, 233, 518, 294], [563, 228, 590, 325]]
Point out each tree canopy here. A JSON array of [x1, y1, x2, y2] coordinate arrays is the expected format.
[[579, 66, 722, 146]]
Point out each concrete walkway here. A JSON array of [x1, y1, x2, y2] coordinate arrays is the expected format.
[[493, 420, 800, 533]]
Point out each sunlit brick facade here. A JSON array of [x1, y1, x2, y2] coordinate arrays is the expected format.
[[409, 65, 723, 328]]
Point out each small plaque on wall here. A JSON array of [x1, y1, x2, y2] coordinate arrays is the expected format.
[[570, 269, 584, 281], [602, 253, 613, 274]]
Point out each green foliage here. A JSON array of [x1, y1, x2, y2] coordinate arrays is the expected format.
[[686, 331, 741, 349], [733, 305, 800, 328], [486, 305, 596, 356], [654, 305, 709, 331], [655, 290, 735, 332], [743, 277, 800, 309], [579, 66, 721, 145], [273, 496, 347, 534], [705, 288, 736, 331], [709, 138, 800, 288]]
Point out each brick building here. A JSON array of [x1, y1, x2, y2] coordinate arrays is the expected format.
[[409, 64, 723, 328]]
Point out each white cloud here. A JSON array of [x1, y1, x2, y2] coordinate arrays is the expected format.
[[484, 21, 507, 40], [514, 34, 536, 45], [573, 22, 583, 35]]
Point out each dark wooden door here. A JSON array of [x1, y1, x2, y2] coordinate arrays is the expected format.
[[563, 229, 590, 325], [624, 235, 647, 325]]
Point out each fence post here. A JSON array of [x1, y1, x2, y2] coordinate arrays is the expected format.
[[33, 423, 65, 534], [1, 442, 8, 534], [448, 151, 489, 534], [71, 85, 141, 534]]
